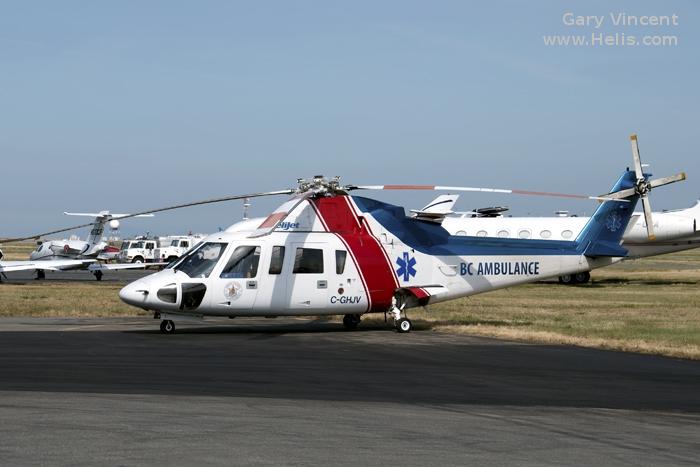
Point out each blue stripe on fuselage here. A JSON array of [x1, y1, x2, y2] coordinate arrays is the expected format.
[[351, 171, 640, 257], [352, 195, 578, 256]]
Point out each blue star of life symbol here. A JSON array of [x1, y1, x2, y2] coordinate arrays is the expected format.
[[605, 211, 622, 232], [396, 252, 417, 282]]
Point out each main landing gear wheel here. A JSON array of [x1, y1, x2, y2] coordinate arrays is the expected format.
[[160, 320, 175, 334], [388, 295, 412, 333], [558, 274, 574, 285], [396, 318, 412, 333], [574, 271, 591, 283], [94, 270, 103, 281], [35, 269, 46, 280], [342, 314, 361, 330], [558, 272, 591, 285]]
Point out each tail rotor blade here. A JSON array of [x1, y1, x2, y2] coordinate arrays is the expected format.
[[649, 172, 686, 189], [642, 195, 655, 240], [630, 134, 644, 180]]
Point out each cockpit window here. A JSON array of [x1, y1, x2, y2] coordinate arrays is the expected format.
[[220, 246, 260, 279], [173, 242, 228, 278]]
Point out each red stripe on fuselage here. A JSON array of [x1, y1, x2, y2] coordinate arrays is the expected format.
[[306, 201, 372, 312], [344, 197, 400, 290], [258, 212, 287, 229], [311, 196, 398, 313]]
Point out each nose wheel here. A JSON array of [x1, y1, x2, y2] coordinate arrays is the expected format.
[[160, 320, 175, 334], [342, 314, 361, 330]]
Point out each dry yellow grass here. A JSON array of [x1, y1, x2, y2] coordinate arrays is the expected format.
[[369, 249, 700, 359], [0, 282, 139, 317]]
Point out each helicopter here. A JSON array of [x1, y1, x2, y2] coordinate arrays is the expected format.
[[114, 135, 684, 334]]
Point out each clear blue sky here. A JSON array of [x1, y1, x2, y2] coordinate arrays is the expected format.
[[1, 1, 698, 238]]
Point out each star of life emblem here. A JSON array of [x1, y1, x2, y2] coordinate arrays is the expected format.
[[605, 211, 623, 232]]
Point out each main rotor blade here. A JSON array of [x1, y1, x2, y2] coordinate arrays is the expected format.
[[641, 195, 655, 240], [352, 185, 627, 202], [630, 134, 644, 180], [649, 172, 686, 188], [0, 189, 295, 244]]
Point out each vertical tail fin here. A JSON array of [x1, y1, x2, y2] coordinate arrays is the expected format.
[[576, 170, 641, 257]]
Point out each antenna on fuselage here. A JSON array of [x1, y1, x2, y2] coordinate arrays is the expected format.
[[243, 198, 251, 220]]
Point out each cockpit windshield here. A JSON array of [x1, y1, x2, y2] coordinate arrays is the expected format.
[[172, 242, 228, 278]]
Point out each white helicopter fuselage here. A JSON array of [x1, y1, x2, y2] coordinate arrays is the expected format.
[[120, 191, 629, 321]]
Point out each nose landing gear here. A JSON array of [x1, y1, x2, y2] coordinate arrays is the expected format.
[[342, 314, 361, 330], [160, 319, 175, 334]]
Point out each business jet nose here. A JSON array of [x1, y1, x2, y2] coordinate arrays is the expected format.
[[119, 280, 150, 308]]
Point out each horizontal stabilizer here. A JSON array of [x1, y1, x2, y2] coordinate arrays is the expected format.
[[411, 195, 459, 223]]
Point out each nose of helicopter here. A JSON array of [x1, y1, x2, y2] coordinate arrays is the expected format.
[[119, 279, 150, 307]]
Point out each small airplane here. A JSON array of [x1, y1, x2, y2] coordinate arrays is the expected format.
[[0, 248, 97, 282], [1, 211, 160, 281], [114, 135, 684, 334]]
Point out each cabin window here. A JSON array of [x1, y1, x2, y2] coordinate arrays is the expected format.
[[562, 230, 573, 239], [220, 246, 261, 279], [293, 248, 324, 274], [518, 230, 531, 239], [540, 230, 552, 239], [455, 230, 467, 236], [335, 250, 347, 274], [269, 246, 285, 275], [497, 229, 509, 238], [476, 230, 488, 237], [174, 242, 228, 278]]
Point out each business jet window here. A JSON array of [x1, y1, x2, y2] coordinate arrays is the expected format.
[[476, 230, 488, 237], [455, 230, 467, 236], [174, 242, 228, 278], [518, 230, 531, 239], [497, 230, 510, 238], [540, 230, 552, 239], [561, 230, 574, 239], [220, 246, 261, 279], [335, 250, 347, 274], [267, 246, 285, 275], [293, 248, 324, 274]]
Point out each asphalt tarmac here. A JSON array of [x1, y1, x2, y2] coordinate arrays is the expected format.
[[0, 317, 699, 466]]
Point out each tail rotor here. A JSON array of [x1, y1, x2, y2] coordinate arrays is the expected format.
[[604, 134, 686, 240]]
